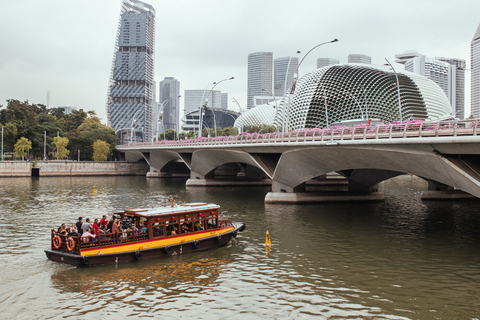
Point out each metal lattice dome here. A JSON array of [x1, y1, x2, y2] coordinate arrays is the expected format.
[[287, 64, 452, 130]]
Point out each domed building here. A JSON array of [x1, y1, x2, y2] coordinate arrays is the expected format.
[[285, 64, 452, 130]]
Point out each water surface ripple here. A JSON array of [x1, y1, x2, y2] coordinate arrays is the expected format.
[[1, 176, 480, 319]]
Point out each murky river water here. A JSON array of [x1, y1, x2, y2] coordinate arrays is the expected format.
[[1, 175, 480, 319]]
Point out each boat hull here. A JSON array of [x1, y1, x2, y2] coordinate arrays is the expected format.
[[45, 222, 245, 267]]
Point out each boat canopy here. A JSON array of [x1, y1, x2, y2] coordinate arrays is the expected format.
[[123, 203, 220, 218]]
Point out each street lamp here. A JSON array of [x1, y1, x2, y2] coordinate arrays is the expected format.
[[199, 77, 234, 136], [130, 108, 143, 144], [168, 113, 178, 140], [232, 97, 243, 133], [340, 89, 364, 119], [317, 82, 329, 128], [154, 99, 170, 142], [384, 58, 403, 123], [291, 39, 339, 94]]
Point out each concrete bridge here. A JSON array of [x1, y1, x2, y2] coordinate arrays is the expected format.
[[116, 120, 480, 203]]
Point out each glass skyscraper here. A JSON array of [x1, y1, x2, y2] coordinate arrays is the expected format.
[[247, 52, 273, 109], [107, 0, 155, 144]]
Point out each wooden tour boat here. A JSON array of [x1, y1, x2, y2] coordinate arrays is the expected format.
[[45, 201, 245, 267]]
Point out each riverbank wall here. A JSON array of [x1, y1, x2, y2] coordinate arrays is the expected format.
[[0, 161, 149, 177]]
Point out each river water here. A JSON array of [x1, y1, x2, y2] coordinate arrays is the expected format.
[[1, 175, 480, 319]]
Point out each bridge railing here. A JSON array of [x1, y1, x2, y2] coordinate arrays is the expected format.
[[124, 120, 480, 148]]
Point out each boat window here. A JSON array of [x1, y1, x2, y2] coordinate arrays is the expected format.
[[166, 220, 179, 235], [152, 222, 164, 237], [207, 218, 217, 229]]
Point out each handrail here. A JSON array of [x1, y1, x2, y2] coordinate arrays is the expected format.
[[121, 120, 480, 149]]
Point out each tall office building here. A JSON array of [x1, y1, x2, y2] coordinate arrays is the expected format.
[[158, 77, 180, 135], [184, 90, 223, 114], [274, 57, 299, 97], [404, 56, 455, 116], [317, 58, 339, 68], [247, 52, 273, 109], [437, 57, 466, 119], [106, 0, 155, 144], [348, 54, 371, 64], [472, 23, 480, 118]]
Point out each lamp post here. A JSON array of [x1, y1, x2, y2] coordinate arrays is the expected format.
[[340, 89, 364, 119], [199, 77, 234, 136], [1, 127, 3, 161], [154, 99, 170, 142], [384, 58, 403, 123], [168, 113, 178, 140], [291, 39, 338, 94], [130, 108, 143, 144], [232, 97, 243, 133], [317, 82, 329, 128]]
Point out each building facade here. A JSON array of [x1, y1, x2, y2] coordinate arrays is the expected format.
[[107, 0, 155, 144], [158, 77, 180, 136], [472, 23, 480, 118], [184, 90, 223, 114], [247, 52, 273, 109], [347, 54, 371, 64], [436, 57, 466, 119], [274, 57, 299, 98], [317, 58, 340, 68]]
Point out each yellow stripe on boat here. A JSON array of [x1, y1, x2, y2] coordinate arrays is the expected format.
[[80, 226, 234, 256]]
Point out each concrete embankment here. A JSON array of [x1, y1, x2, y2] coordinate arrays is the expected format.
[[0, 161, 149, 177]]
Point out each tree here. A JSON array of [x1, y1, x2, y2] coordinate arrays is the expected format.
[[220, 127, 238, 136], [163, 129, 177, 140], [92, 140, 110, 161], [14, 137, 32, 160], [76, 116, 118, 160], [52, 136, 70, 160]]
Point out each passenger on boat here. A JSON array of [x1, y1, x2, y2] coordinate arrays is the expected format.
[[82, 218, 91, 234], [67, 225, 78, 237], [112, 218, 119, 234], [194, 221, 203, 231], [57, 224, 67, 235], [181, 224, 190, 233], [92, 219, 99, 235], [100, 215, 107, 229], [107, 216, 115, 231], [76, 217, 83, 236], [139, 224, 147, 235], [81, 228, 96, 243]]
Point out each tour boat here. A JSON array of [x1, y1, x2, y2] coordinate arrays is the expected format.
[[45, 201, 245, 267]]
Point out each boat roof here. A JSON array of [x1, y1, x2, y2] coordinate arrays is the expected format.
[[123, 202, 220, 218]]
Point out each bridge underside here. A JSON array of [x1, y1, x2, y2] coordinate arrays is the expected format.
[[118, 142, 480, 203]]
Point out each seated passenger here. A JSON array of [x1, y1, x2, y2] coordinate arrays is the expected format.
[[133, 225, 139, 236], [181, 224, 190, 233], [57, 224, 67, 235], [67, 225, 78, 237], [194, 221, 203, 231], [81, 228, 96, 243]]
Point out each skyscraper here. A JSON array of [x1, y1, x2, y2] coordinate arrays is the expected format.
[[317, 58, 339, 68], [437, 57, 466, 119], [247, 52, 273, 109], [274, 57, 298, 97], [471, 23, 480, 118], [107, 0, 155, 144], [348, 54, 371, 64], [159, 77, 180, 136]]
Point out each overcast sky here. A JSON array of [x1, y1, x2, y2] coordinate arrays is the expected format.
[[1, 0, 479, 123]]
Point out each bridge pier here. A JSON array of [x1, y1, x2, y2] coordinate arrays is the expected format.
[[266, 180, 384, 203], [186, 170, 271, 187], [421, 180, 476, 200]]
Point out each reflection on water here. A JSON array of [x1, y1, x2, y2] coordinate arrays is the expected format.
[[1, 175, 480, 319]]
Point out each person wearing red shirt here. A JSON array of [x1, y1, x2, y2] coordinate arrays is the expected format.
[[92, 219, 99, 235], [100, 215, 107, 229]]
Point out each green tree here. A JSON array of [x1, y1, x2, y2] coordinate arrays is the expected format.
[[163, 129, 177, 140], [14, 137, 32, 160], [0, 123, 18, 152], [220, 127, 238, 136], [76, 115, 118, 160], [243, 124, 277, 134], [92, 139, 110, 161], [31, 113, 64, 159], [53, 136, 70, 159]]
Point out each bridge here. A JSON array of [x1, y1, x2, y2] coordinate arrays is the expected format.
[[116, 120, 480, 203]]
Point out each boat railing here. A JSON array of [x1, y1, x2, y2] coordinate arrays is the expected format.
[[51, 229, 149, 254]]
